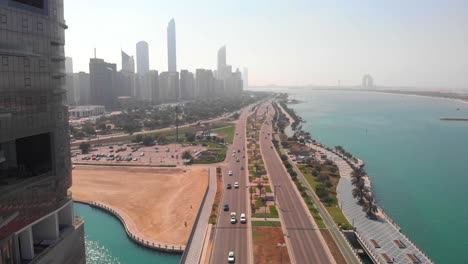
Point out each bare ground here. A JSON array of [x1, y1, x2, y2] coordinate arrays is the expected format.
[[71, 165, 208, 245], [320, 229, 347, 264], [253, 227, 291, 264]]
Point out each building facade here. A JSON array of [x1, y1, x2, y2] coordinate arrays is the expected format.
[[74, 72, 90, 105], [0, 0, 85, 263], [89, 58, 117, 109], [136, 41, 149, 76], [167, 19, 177, 72]]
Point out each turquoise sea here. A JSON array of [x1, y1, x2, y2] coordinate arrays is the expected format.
[[268, 88, 467, 263], [74, 203, 181, 264]]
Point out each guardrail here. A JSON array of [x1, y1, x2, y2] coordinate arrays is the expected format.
[[77, 201, 185, 253]]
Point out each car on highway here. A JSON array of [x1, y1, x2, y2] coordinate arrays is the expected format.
[[226, 183, 232, 189], [234, 182, 239, 188], [140, 152, 145, 156], [223, 204, 229, 211], [240, 213, 246, 224], [240, 166, 244, 170], [236, 158, 240, 162], [230, 212, 237, 224], [228, 251, 235, 263], [228, 170, 233, 176]]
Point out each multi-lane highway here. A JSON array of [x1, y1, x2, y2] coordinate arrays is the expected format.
[[258, 103, 336, 264], [210, 109, 252, 264]]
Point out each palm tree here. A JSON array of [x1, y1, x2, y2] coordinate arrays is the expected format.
[[351, 175, 365, 187], [256, 182, 264, 198], [362, 195, 378, 219], [352, 182, 368, 204]]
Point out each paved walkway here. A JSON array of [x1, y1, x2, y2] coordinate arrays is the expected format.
[[182, 167, 217, 264], [314, 146, 434, 264]]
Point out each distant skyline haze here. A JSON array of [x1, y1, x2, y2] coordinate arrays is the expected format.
[[64, 0, 468, 89]]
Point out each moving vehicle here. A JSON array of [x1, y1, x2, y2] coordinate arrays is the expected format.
[[234, 182, 239, 188], [240, 166, 244, 170], [228, 251, 235, 263], [140, 152, 145, 156], [228, 170, 233, 176], [240, 213, 246, 224], [226, 183, 232, 189], [223, 204, 229, 211], [230, 212, 237, 224]]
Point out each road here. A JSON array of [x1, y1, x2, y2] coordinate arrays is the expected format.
[[210, 109, 252, 264], [258, 103, 336, 264]]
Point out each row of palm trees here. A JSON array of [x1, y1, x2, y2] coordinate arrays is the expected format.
[[351, 167, 379, 219]]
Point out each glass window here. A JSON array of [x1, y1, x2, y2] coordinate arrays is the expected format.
[[11, 0, 44, 9]]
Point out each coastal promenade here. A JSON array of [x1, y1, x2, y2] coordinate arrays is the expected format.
[[313, 145, 434, 264]]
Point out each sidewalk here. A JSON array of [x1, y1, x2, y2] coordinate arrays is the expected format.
[[181, 168, 217, 264]]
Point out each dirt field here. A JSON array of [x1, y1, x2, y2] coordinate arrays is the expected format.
[[71, 165, 208, 245], [253, 227, 291, 264]]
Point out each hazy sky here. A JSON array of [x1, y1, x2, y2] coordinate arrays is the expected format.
[[65, 0, 468, 88]]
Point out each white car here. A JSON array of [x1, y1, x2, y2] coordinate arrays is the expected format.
[[230, 212, 237, 224], [228, 170, 233, 176], [234, 182, 239, 189], [228, 251, 235, 263], [240, 213, 246, 224], [140, 152, 145, 156]]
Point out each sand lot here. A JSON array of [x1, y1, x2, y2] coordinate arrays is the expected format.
[[71, 165, 208, 245]]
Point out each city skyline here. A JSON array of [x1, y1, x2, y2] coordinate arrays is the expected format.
[[64, 0, 468, 88]]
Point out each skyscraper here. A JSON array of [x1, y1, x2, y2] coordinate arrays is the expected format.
[[74, 72, 91, 105], [65, 57, 74, 74], [180, 70, 195, 100], [65, 57, 76, 105], [0, 1, 85, 263], [90, 58, 117, 109], [121, 50, 135, 73], [243, 67, 249, 88], [217, 46, 226, 74], [136, 41, 149, 76], [167, 18, 177, 72]]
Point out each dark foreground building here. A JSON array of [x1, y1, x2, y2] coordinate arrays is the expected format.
[[0, 0, 86, 263]]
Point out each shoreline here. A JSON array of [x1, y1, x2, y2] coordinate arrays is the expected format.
[[278, 98, 433, 263], [358, 89, 468, 107], [75, 200, 185, 253]]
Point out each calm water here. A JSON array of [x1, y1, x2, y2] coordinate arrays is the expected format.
[[279, 89, 468, 263], [74, 203, 181, 264]]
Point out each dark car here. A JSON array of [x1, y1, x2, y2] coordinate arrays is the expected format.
[[226, 183, 232, 189], [223, 204, 229, 211]]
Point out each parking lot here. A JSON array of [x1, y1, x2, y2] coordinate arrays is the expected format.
[[72, 143, 208, 166]]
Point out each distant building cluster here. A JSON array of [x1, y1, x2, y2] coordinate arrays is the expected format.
[[64, 19, 247, 110]]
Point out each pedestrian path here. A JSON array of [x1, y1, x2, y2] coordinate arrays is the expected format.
[[316, 146, 433, 264], [181, 168, 217, 264]]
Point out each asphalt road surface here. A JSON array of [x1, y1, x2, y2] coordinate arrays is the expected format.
[[210, 109, 252, 264], [258, 103, 336, 264]]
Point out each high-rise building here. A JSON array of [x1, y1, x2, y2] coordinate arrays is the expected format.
[[0, 1, 85, 263], [136, 41, 149, 76], [121, 51, 135, 73], [146, 71, 159, 103], [167, 19, 177, 72], [180, 70, 195, 100], [243, 67, 249, 88], [90, 58, 117, 109], [74, 72, 91, 105], [362, 74, 374, 88], [217, 46, 226, 75], [159, 71, 179, 102], [65, 57, 75, 105], [65, 57, 74, 74], [195, 69, 215, 98]]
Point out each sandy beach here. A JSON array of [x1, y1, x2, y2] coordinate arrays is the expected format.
[[71, 165, 209, 245]]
